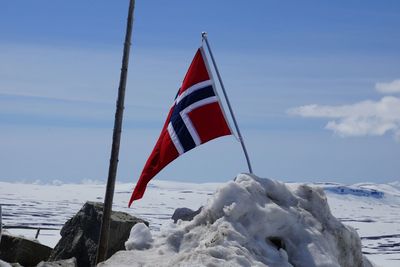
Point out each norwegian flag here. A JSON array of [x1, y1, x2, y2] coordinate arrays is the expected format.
[[129, 47, 232, 206]]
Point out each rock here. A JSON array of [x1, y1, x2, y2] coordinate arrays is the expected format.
[[37, 257, 77, 267], [171, 207, 202, 223], [362, 255, 374, 267], [48, 202, 147, 267], [0, 233, 52, 266]]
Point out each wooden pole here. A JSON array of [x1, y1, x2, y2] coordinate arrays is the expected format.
[[96, 0, 135, 264], [0, 205, 2, 243]]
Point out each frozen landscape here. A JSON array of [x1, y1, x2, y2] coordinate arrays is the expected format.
[[1, 175, 399, 266]]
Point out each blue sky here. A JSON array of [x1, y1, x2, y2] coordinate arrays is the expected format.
[[1, 1, 399, 184]]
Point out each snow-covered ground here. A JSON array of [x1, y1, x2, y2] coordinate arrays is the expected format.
[[0, 177, 399, 266]]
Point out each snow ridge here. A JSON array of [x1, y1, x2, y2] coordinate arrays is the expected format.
[[324, 186, 384, 198]]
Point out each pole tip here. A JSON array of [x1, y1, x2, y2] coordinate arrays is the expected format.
[[201, 31, 208, 39]]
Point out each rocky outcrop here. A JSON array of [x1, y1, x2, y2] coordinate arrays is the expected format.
[[48, 202, 148, 267], [0, 233, 52, 266]]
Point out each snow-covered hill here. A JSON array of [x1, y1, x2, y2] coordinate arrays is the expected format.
[[318, 182, 400, 266], [1, 177, 399, 266]]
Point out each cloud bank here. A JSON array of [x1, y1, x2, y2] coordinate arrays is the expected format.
[[376, 79, 400, 94], [288, 79, 400, 141]]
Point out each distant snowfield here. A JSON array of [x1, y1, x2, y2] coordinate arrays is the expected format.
[[1, 177, 399, 266]]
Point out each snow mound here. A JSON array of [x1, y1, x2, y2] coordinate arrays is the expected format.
[[100, 174, 372, 267], [125, 223, 153, 250]]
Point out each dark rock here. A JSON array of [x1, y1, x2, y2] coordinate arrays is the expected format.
[[0, 233, 52, 266], [48, 202, 148, 267], [171, 207, 202, 223], [37, 257, 77, 267]]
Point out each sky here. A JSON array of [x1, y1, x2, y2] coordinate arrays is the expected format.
[[1, 1, 400, 185]]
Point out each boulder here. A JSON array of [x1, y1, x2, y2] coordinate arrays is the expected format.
[[48, 202, 147, 267], [171, 207, 202, 223], [0, 233, 52, 266]]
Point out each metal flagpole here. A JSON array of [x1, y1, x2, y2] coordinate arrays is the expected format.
[[201, 32, 253, 174], [96, 0, 135, 264]]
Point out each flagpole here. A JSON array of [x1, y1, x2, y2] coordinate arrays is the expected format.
[[201, 32, 253, 174], [96, 0, 135, 264]]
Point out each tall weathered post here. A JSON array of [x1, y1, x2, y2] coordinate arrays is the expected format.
[[96, 0, 135, 264], [0, 205, 2, 243]]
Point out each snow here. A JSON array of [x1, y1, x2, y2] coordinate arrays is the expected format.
[[101, 174, 369, 267], [0, 260, 12, 267], [1, 176, 399, 266], [125, 222, 153, 250], [324, 185, 384, 198], [0, 180, 219, 248], [323, 189, 400, 267]]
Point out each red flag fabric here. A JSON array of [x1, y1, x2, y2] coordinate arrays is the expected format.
[[129, 47, 232, 206]]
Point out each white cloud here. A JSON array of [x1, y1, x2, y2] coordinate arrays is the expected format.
[[376, 79, 400, 94], [288, 96, 400, 140]]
